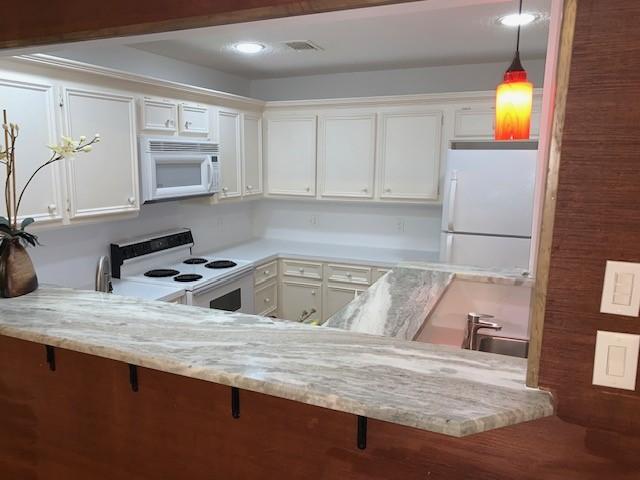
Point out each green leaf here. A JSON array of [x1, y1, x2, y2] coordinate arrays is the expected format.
[[0, 224, 14, 236], [15, 230, 39, 248], [20, 217, 35, 231], [0, 216, 8, 226]]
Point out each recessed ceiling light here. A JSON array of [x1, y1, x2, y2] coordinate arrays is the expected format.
[[234, 42, 265, 54], [499, 12, 536, 27]]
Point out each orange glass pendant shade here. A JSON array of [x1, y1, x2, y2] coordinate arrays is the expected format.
[[495, 66, 533, 140]]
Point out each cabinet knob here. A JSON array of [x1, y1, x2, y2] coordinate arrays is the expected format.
[[385, 188, 392, 193], [264, 270, 270, 275], [165, 119, 171, 127], [311, 290, 316, 296], [305, 186, 311, 192], [347, 273, 352, 278], [264, 298, 270, 303], [47, 203, 57, 214], [247, 185, 253, 190], [362, 188, 368, 193], [127, 196, 136, 205], [299, 268, 305, 273], [222, 187, 228, 193], [185, 121, 192, 129]]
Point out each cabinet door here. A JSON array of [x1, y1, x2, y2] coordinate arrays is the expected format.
[[242, 113, 263, 196], [454, 106, 541, 139], [218, 110, 242, 199], [63, 87, 139, 219], [178, 103, 209, 135], [140, 97, 177, 132], [0, 76, 63, 225], [378, 111, 442, 201], [266, 116, 316, 196], [324, 284, 363, 321], [281, 280, 322, 323], [319, 113, 375, 198]]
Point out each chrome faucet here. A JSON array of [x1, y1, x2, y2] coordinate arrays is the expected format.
[[95, 256, 113, 293], [462, 313, 502, 350]]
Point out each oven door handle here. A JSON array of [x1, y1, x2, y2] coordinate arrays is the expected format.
[[207, 161, 214, 191]]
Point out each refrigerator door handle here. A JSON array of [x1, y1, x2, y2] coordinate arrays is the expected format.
[[447, 173, 458, 231], [445, 234, 454, 263]]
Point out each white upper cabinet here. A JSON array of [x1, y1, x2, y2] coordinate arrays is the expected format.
[[318, 113, 376, 198], [378, 110, 442, 201], [62, 87, 139, 220], [242, 113, 263, 197], [178, 102, 209, 135], [266, 115, 317, 197], [140, 97, 177, 132], [218, 110, 242, 199], [0, 75, 63, 225], [453, 104, 541, 139]]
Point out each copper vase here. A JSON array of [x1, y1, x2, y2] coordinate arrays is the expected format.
[[0, 238, 38, 298]]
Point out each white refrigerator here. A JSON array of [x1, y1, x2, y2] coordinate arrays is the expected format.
[[440, 144, 537, 271]]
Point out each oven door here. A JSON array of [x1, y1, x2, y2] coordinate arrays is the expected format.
[[148, 153, 215, 201], [190, 270, 255, 314]]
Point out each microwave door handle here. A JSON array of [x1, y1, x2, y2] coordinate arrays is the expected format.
[[447, 172, 458, 231], [207, 160, 214, 191]]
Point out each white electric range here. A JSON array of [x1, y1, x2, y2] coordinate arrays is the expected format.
[[110, 229, 255, 313]]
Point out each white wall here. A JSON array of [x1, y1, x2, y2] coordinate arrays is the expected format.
[[251, 199, 441, 252], [250, 59, 546, 101], [30, 201, 253, 290], [48, 45, 252, 97]]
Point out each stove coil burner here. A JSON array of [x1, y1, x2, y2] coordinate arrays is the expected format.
[[183, 258, 208, 265], [205, 260, 238, 269], [174, 274, 203, 282], [144, 269, 180, 278]]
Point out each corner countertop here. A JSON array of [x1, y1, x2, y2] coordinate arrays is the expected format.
[[325, 263, 532, 340], [0, 288, 553, 438], [205, 238, 440, 268]]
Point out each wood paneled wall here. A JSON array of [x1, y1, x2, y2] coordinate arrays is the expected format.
[[2, 336, 640, 480], [0, 0, 414, 49], [538, 0, 640, 433]]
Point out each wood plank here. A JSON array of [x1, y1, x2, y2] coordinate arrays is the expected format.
[[2, 335, 640, 479], [539, 0, 640, 434], [0, 0, 416, 50]]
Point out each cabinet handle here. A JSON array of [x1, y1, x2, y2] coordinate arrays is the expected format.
[[185, 121, 192, 129], [47, 204, 57, 214], [127, 196, 136, 205], [165, 119, 171, 127]]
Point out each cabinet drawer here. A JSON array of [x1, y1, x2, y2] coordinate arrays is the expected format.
[[255, 260, 278, 285], [255, 281, 277, 316], [281, 259, 323, 280], [326, 264, 371, 285]]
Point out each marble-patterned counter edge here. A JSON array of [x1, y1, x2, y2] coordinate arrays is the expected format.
[[400, 262, 534, 287], [0, 288, 553, 438]]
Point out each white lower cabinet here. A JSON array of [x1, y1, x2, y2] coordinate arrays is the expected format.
[[255, 280, 278, 316], [0, 74, 63, 225], [281, 280, 322, 323], [62, 87, 139, 220], [378, 110, 442, 201], [323, 284, 365, 320]]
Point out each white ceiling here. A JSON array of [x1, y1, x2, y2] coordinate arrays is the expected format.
[[125, 0, 551, 79]]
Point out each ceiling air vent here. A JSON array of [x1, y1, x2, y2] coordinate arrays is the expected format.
[[284, 40, 322, 51]]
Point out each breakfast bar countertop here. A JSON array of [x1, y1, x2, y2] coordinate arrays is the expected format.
[[0, 287, 553, 438]]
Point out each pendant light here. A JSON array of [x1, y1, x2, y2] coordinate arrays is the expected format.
[[495, 0, 534, 141]]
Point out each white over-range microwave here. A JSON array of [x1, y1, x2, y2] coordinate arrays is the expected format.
[[139, 136, 221, 203]]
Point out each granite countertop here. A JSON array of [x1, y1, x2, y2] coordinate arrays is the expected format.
[[0, 287, 553, 438], [325, 264, 531, 340], [205, 238, 439, 268]]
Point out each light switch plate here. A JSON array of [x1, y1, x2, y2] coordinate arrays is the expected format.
[[592, 330, 640, 391], [600, 261, 640, 317]]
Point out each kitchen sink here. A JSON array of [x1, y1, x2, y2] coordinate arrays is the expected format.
[[475, 335, 529, 358]]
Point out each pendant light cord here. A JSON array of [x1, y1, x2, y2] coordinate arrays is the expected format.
[[516, 0, 523, 54]]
